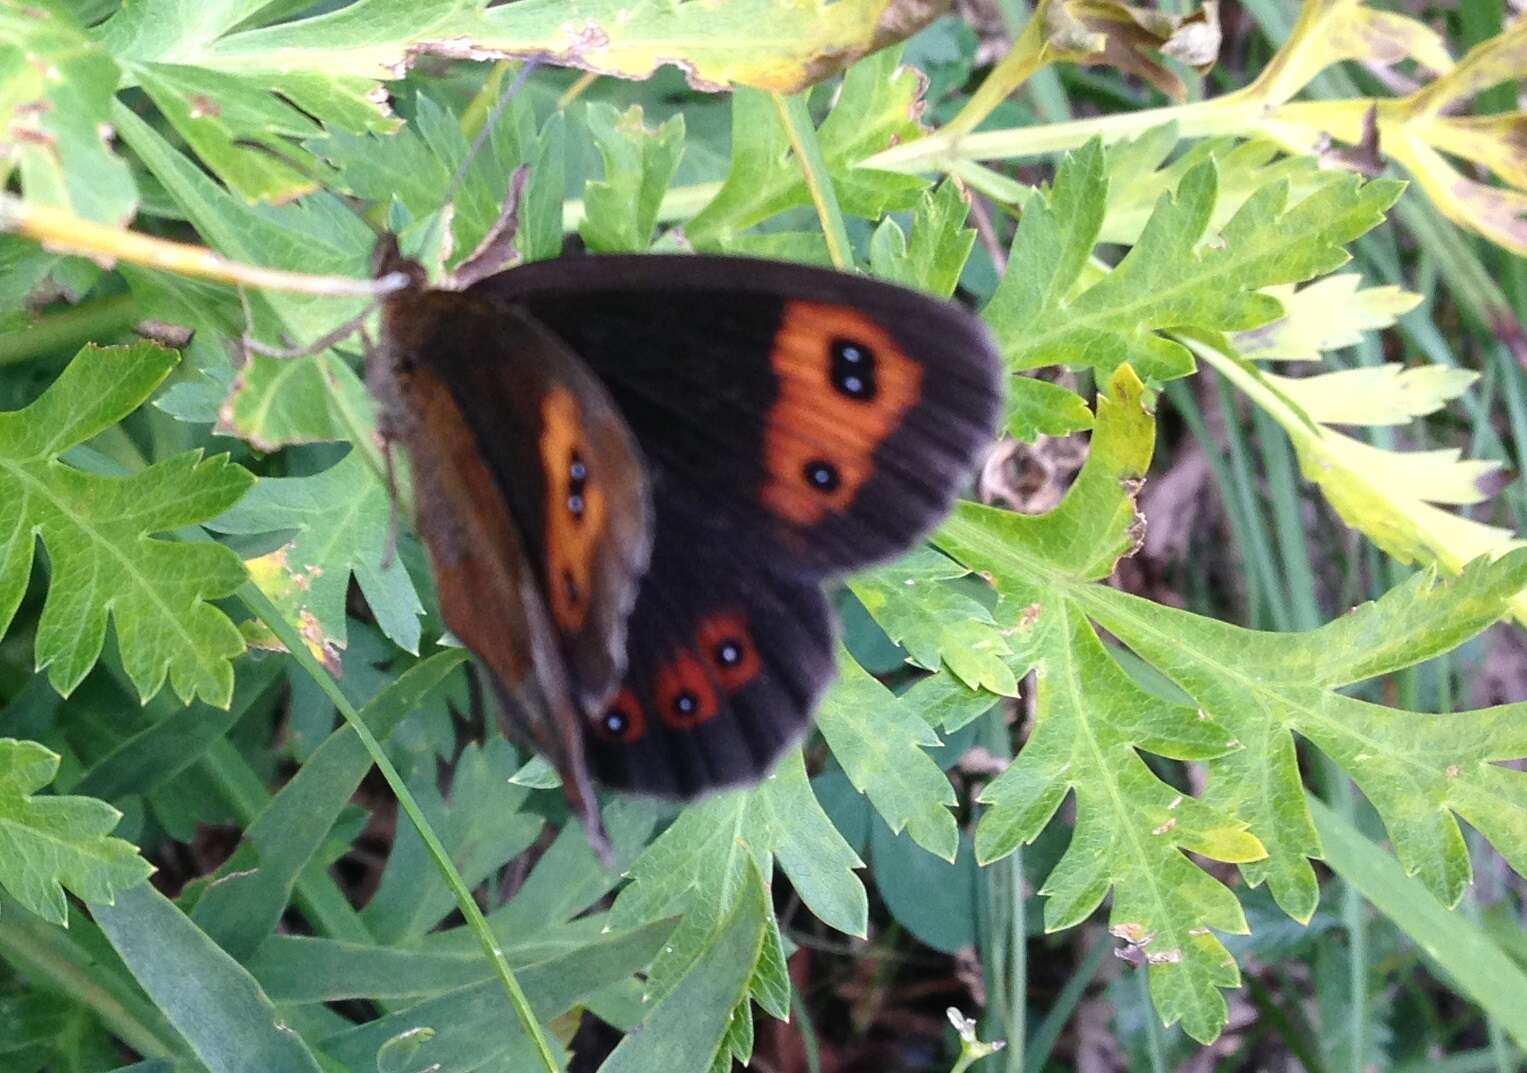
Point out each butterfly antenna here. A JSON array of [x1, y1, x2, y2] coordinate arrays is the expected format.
[[415, 59, 542, 260]]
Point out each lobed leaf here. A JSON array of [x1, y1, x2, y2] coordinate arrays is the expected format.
[[0, 343, 252, 706], [984, 140, 1404, 383], [937, 363, 1527, 1041], [0, 739, 152, 925], [209, 450, 424, 658]]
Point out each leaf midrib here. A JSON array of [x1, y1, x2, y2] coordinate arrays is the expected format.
[[1056, 603, 1217, 1018]]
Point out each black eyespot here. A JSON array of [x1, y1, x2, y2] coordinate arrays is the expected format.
[[803, 459, 840, 492], [830, 338, 877, 401], [715, 640, 743, 667], [568, 452, 588, 497], [604, 710, 626, 736], [562, 569, 580, 606], [674, 691, 698, 716], [567, 493, 585, 517]]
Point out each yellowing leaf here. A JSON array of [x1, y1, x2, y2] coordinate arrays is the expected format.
[[1193, 338, 1527, 623], [1265, 365, 1478, 427], [1247, 0, 1452, 109], [196, 0, 944, 93], [1234, 275, 1421, 362]]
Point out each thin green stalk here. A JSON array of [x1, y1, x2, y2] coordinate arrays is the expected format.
[[1212, 370, 1289, 630], [237, 582, 562, 1073], [1162, 379, 1265, 626], [977, 705, 1025, 1071], [790, 989, 824, 1073], [1023, 936, 1110, 1071], [772, 92, 854, 271], [0, 294, 140, 366]]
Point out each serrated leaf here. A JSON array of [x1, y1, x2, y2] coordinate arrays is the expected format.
[[1193, 337, 1527, 623], [1234, 274, 1422, 362], [1267, 365, 1479, 427], [850, 546, 1018, 695], [687, 48, 927, 246], [209, 450, 424, 656], [869, 180, 977, 298], [816, 651, 960, 860], [0, 343, 252, 706], [132, 62, 322, 204], [363, 736, 541, 944], [611, 749, 864, 1008], [0, 738, 151, 924], [578, 102, 685, 253], [937, 363, 1527, 1042], [936, 366, 1265, 1042], [985, 139, 1404, 384], [1006, 376, 1095, 442], [602, 866, 768, 1073]]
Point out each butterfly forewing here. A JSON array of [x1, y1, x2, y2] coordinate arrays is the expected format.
[[474, 256, 1005, 577]]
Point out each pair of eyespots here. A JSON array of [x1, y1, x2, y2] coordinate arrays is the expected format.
[[801, 337, 877, 497], [597, 613, 760, 742], [566, 450, 588, 519]]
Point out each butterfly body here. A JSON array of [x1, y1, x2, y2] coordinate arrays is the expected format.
[[374, 243, 1004, 828]]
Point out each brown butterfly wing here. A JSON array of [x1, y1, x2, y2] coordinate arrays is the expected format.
[[375, 287, 652, 822], [466, 256, 1004, 797]]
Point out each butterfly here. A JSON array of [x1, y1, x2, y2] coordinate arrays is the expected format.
[[369, 237, 1005, 844]]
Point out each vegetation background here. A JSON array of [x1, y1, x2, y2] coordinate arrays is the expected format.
[[2, 1, 1527, 1071]]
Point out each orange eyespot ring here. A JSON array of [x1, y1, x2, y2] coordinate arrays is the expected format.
[[696, 612, 761, 692], [594, 688, 646, 744], [654, 652, 720, 729]]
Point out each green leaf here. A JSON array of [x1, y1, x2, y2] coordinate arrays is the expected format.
[[578, 102, 685, 254], [0, 344, 252, 706], [94, 882, 326, 1073], [132, 63, 322, 204], [363, 736, 542, 944], [936, 366, 1263, 1043], [937, 362, 1527, 1042], [320, 920, 675, 1071], [612, 750, 864, 1000], [602, 863, 769, 1073], [209, 450, 424, 656], [816, 651, 960, 861], [1006, 376, 1096, 443], [1311, 796, 1527, 1050], [0, 4, 135, 223], [0, 739, 151, 925], [188, 651, 465, 960], [869, 180, 978, 298], [849, 546, 1019, 695], [687, 48, 927, 246], [984, 139, 1405, 383]]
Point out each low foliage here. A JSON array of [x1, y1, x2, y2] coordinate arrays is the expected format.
[[2, 1, 1527, 1071]]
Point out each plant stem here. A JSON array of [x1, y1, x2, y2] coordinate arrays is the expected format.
[[237, 582, 562, 1073], [773, 91, 854, 271]]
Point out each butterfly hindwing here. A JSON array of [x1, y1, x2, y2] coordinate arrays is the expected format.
[[583, 497, 836, 798], [470, 255, 1005, 580]]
